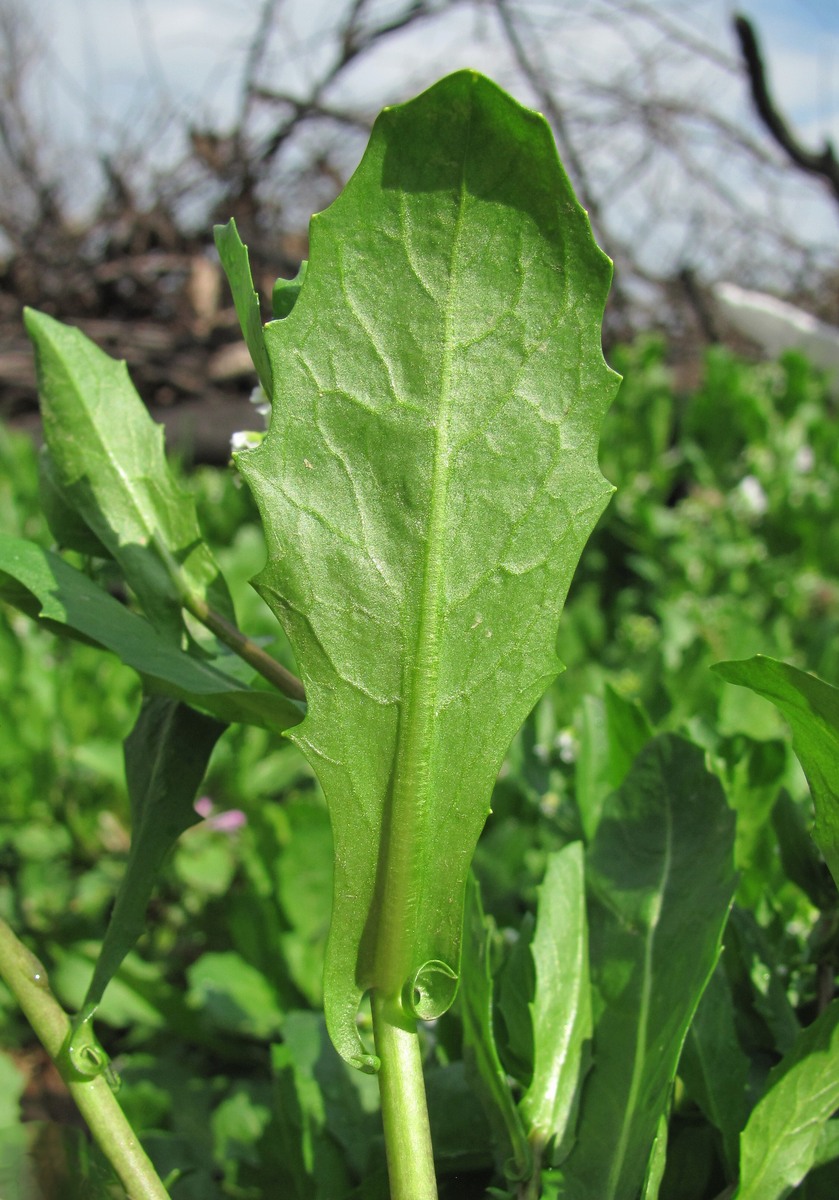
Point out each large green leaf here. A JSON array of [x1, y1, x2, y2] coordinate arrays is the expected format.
[[237, 69, 618, 1069], [714, 656, 839, 890], [519, 842, 591, 1167], [0, 533, 303, 732], [736, 999, 839, 1200], [555, 734, 736, 1200], [23, 308, 234, 642]]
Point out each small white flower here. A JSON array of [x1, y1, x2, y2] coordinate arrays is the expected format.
[[230, 429, 265, 453], [555, 728, 577, 763], [793, 445, 814, 473], [736, 475, 768, 517]]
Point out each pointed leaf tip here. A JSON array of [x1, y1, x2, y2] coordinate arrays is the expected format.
[[214, 218, 273, 396]]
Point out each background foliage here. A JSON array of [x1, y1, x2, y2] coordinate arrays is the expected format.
[[1, 338, 838, 1198]]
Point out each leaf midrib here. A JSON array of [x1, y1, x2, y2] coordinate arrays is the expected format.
[[373, 101, 474, 996]]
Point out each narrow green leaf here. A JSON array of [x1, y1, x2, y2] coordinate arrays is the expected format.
[[23, 308, 235, 642], [214, 218, 273, 396], [0, 533, 303, 732], [238, 69, 618, 1069], [556, 734, 737, 1200], [520, 842, 591, 1167], [273, 260, 308, 320], [460, 873, 532, 1182], [640, 1114, 668, 1200], [714, 656, 839, 890], [73, 697, 225, 1039], [576, 685, 653, 841], [736, 999, 839, 1200]]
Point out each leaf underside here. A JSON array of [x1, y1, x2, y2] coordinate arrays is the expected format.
[[238, 70, 618, 1069]]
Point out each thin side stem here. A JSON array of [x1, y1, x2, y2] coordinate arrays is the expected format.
[[0, 918, 170, 1200], [181, 589, 306, 702], [371, 991, 438, 1200], [150, 532, 306, 703]]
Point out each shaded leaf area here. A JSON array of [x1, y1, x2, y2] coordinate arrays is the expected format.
[[24, 309, 235, 644], [736, 999, 839, 1200], [460, 874, 532, 1182], [0, 534, 303, 732], [552, 735, 736, 1200], [273, 260, 309, 320], [679, 962, 751, 1172], [715, 656, 839, 891], [239, 68, 618, 1069]]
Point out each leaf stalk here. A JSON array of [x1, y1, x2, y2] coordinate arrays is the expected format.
[[371, 990, 438, 1200]]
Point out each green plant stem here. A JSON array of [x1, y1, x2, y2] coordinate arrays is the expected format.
[[182, 589, 306, 702], [0, 917, 170, 1200], [517, 1139, 544, 1200], [371, 991, 438, 1200], [151, 531, 306, 703]]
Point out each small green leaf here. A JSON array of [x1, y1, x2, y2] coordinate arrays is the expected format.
[[74, 697, 225, 1035], [736, 999, 839, 1200], [238, 68, 618, 1069], [460, 873, 532, 1182], [214, 218, 273, 396], [0, 534, 303, 732], [273, 260, 308, 320], [519, 842, 591, 1167], [556, 734, 737, 1200], [23, 308, 234, 642], [714, 656, 839, 890], [576, 685, 653, 841], [772, 790, 835, 911], [187, 951, 285, 1041]]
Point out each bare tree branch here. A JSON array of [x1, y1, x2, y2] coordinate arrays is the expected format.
[[734, 12, 839, 206]]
